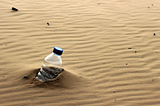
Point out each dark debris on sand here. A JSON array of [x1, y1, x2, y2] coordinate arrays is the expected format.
[[12, 7, 18, 11]]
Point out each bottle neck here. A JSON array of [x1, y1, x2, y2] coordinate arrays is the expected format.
[[53, 52, 61, 57]]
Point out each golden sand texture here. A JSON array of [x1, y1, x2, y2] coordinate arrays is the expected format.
[[1, 0, 160, 105]]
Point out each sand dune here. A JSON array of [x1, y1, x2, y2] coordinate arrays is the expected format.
[[0, 0, 160, 105]]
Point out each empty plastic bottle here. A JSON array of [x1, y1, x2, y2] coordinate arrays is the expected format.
[[36, 47, 64, 82]]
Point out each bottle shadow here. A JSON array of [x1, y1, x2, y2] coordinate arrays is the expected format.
[[23, 68, 88, 89]]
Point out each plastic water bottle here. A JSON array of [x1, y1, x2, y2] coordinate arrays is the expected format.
[[36, 47, 64, 82]]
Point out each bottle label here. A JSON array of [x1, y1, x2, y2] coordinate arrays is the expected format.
[[40, 67, 64, 79], [40, 68, 55, 78]]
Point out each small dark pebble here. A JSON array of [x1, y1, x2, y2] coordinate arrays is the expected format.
[[152, 4, 153, 6], [153, 33, 156, 36], [3, 76, 4, 77], [47, 22, 49, 25], [128, 48, 132, 49], [148, 7, 150, 8], [126, 63, 128, 65], [152, 79, 154, 81], [135, 51, 137, 53], [24, 76, 28, 78], [12, 7, 18, 11]]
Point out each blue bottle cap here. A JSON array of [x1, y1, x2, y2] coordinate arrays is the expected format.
[[53, 47, 63, 55]]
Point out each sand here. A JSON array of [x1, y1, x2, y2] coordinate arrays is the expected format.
[[0, 0, 160, 105]]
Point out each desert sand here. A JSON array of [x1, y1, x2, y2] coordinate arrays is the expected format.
[[0, 0, 160, 105]]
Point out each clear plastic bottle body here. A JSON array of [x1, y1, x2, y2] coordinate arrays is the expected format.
[[36, 53, 64, 82]]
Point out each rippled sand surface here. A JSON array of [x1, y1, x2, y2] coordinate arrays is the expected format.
[[1, 0, 160, 105]]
